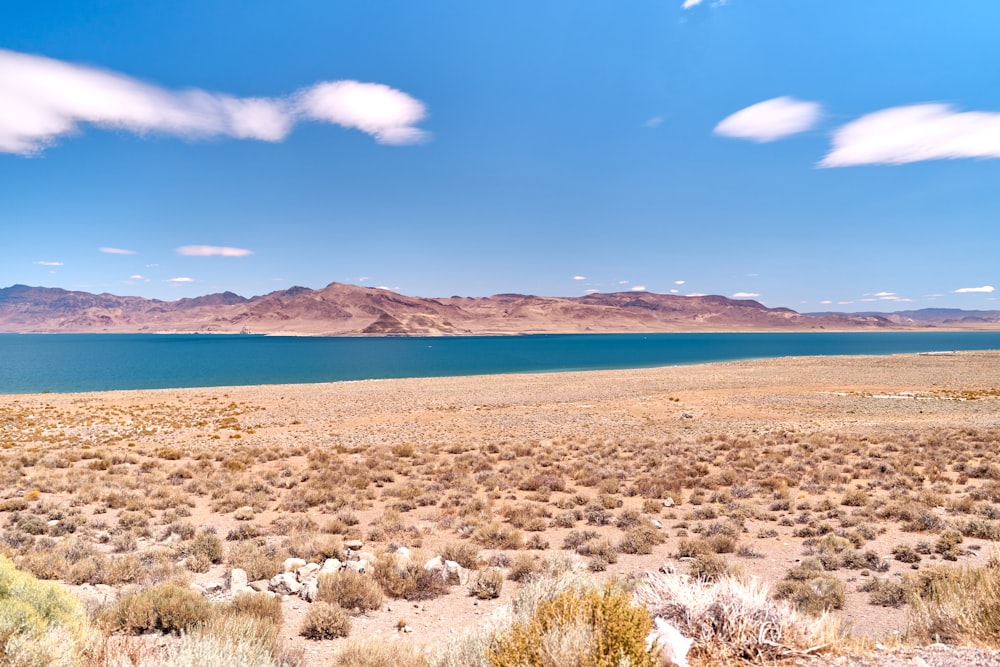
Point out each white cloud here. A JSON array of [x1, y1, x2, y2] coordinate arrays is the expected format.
[[674, 280, 685, 285], [166, 277, 194, 284], [670, 289, 679, 294], [732, 292, 760, 298], [838, 301, 854, 305], [585, 289, 599, 294], [298, 81, 428, 146], [643, 116, 663, 128], [617, 280, 630, 285], [129, 274, 145, 280], [874, 291, 895, 297], [572, 275, 586, 281], [714, 97, 822, 143], [682, 0, 704, 7], [34, 260, 63, 266], [0, 48, 428, 155], [176, 245, 253, 257], [99, 247, 135, 255], [821, 104, 1000, 167], [686, 292, 706, 297], [955, 285, 995, 293], [819, 300, 832, 305], [631, 285, 647, 292]]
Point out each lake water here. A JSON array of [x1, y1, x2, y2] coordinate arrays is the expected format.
[[1, 331, 999, 395]]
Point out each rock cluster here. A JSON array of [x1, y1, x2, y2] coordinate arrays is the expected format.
[[188, 542, 472, 605]]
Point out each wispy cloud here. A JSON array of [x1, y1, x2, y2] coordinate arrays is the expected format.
[[955, 285, 995, 293], [630, 285, 647, 292], [674, 280, 685, 285], [166, 277, 194, 284], [732, 291, 760, 298], [822, 104, 1000, 167], [572, 275, 587, 281], [714, 97, 821, 143], [99, 247, 135, 255], [0, 48, 428, 155], [643, 116, 663, 128], [176, 245, 253, 257], [34, 260, 63, 266]]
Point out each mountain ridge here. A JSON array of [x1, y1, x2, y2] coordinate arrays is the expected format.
[[0, 281, 976, 335]]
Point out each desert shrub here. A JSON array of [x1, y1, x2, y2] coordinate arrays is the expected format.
[[372, 555, 449, 601], [935, 529, 964, 561], [857, 578, 907, 608], [100, 581, 213, 635], [525, 534, 549, 550], [688, 552, 734, 582], [637, 572, 842, 663], [774, 571, 846, 616], [487, 584, 657, 667], [507, 554, 539, 583], [332, 638, 430, 667], [441, 542, 481, 569], [841, 488, 869, 507], [153, 616, 287, 667], [892, 544, 922, 564], [618, 525, 664, 555], [469, 567, 505, 600], [317, 570, 384, 613], [906, 560, 1000, 644], [186, 530, 224, 564], [300, 602, 351, 640], [227, 540, 285, 582], [218, 591, 283, 627], [473, 523, 524, 550], [0, 555, 91, 666]]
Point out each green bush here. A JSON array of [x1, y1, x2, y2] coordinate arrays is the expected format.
[[0, 555, 90, 667], [487, 584, 656, 667]]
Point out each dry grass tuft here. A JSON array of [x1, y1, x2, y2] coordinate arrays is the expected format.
[[637, 571, 843, 663]]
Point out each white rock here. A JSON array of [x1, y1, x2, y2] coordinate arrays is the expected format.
[[297, 563, 321, 581], [345, 560, 367, 574], [228, 568, 249, 592], [651, 520, 663, 529], [663, 497, 675, 507], [424, 556, 444, 572], [443, 560, 469, 585], [283, 557, 307, 573], [321, 558, 342, 574], [647, 617, 692, 667], [344, 539, 364, 551], [300, 579, 319, 602], [269, 572, 303, 595]]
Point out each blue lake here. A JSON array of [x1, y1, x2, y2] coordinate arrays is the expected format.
[[1, 332, 999, 394]]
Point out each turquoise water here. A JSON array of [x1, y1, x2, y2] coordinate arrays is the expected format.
[[1, 332, 999, 394]]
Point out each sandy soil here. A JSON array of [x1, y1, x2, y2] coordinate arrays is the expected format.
[[3, 351, 1000, 665]]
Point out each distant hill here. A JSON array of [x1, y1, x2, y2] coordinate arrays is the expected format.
[[1, 282, 900, 335], [808, 307, 1000, 325]]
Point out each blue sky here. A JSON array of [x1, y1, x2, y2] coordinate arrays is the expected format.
[[2, 1, 998, 312]]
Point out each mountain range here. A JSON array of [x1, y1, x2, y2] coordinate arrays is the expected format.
[[0, 282, 984, 335]]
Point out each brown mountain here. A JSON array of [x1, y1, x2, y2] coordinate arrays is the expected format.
[[0, 282, 897, 335]]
